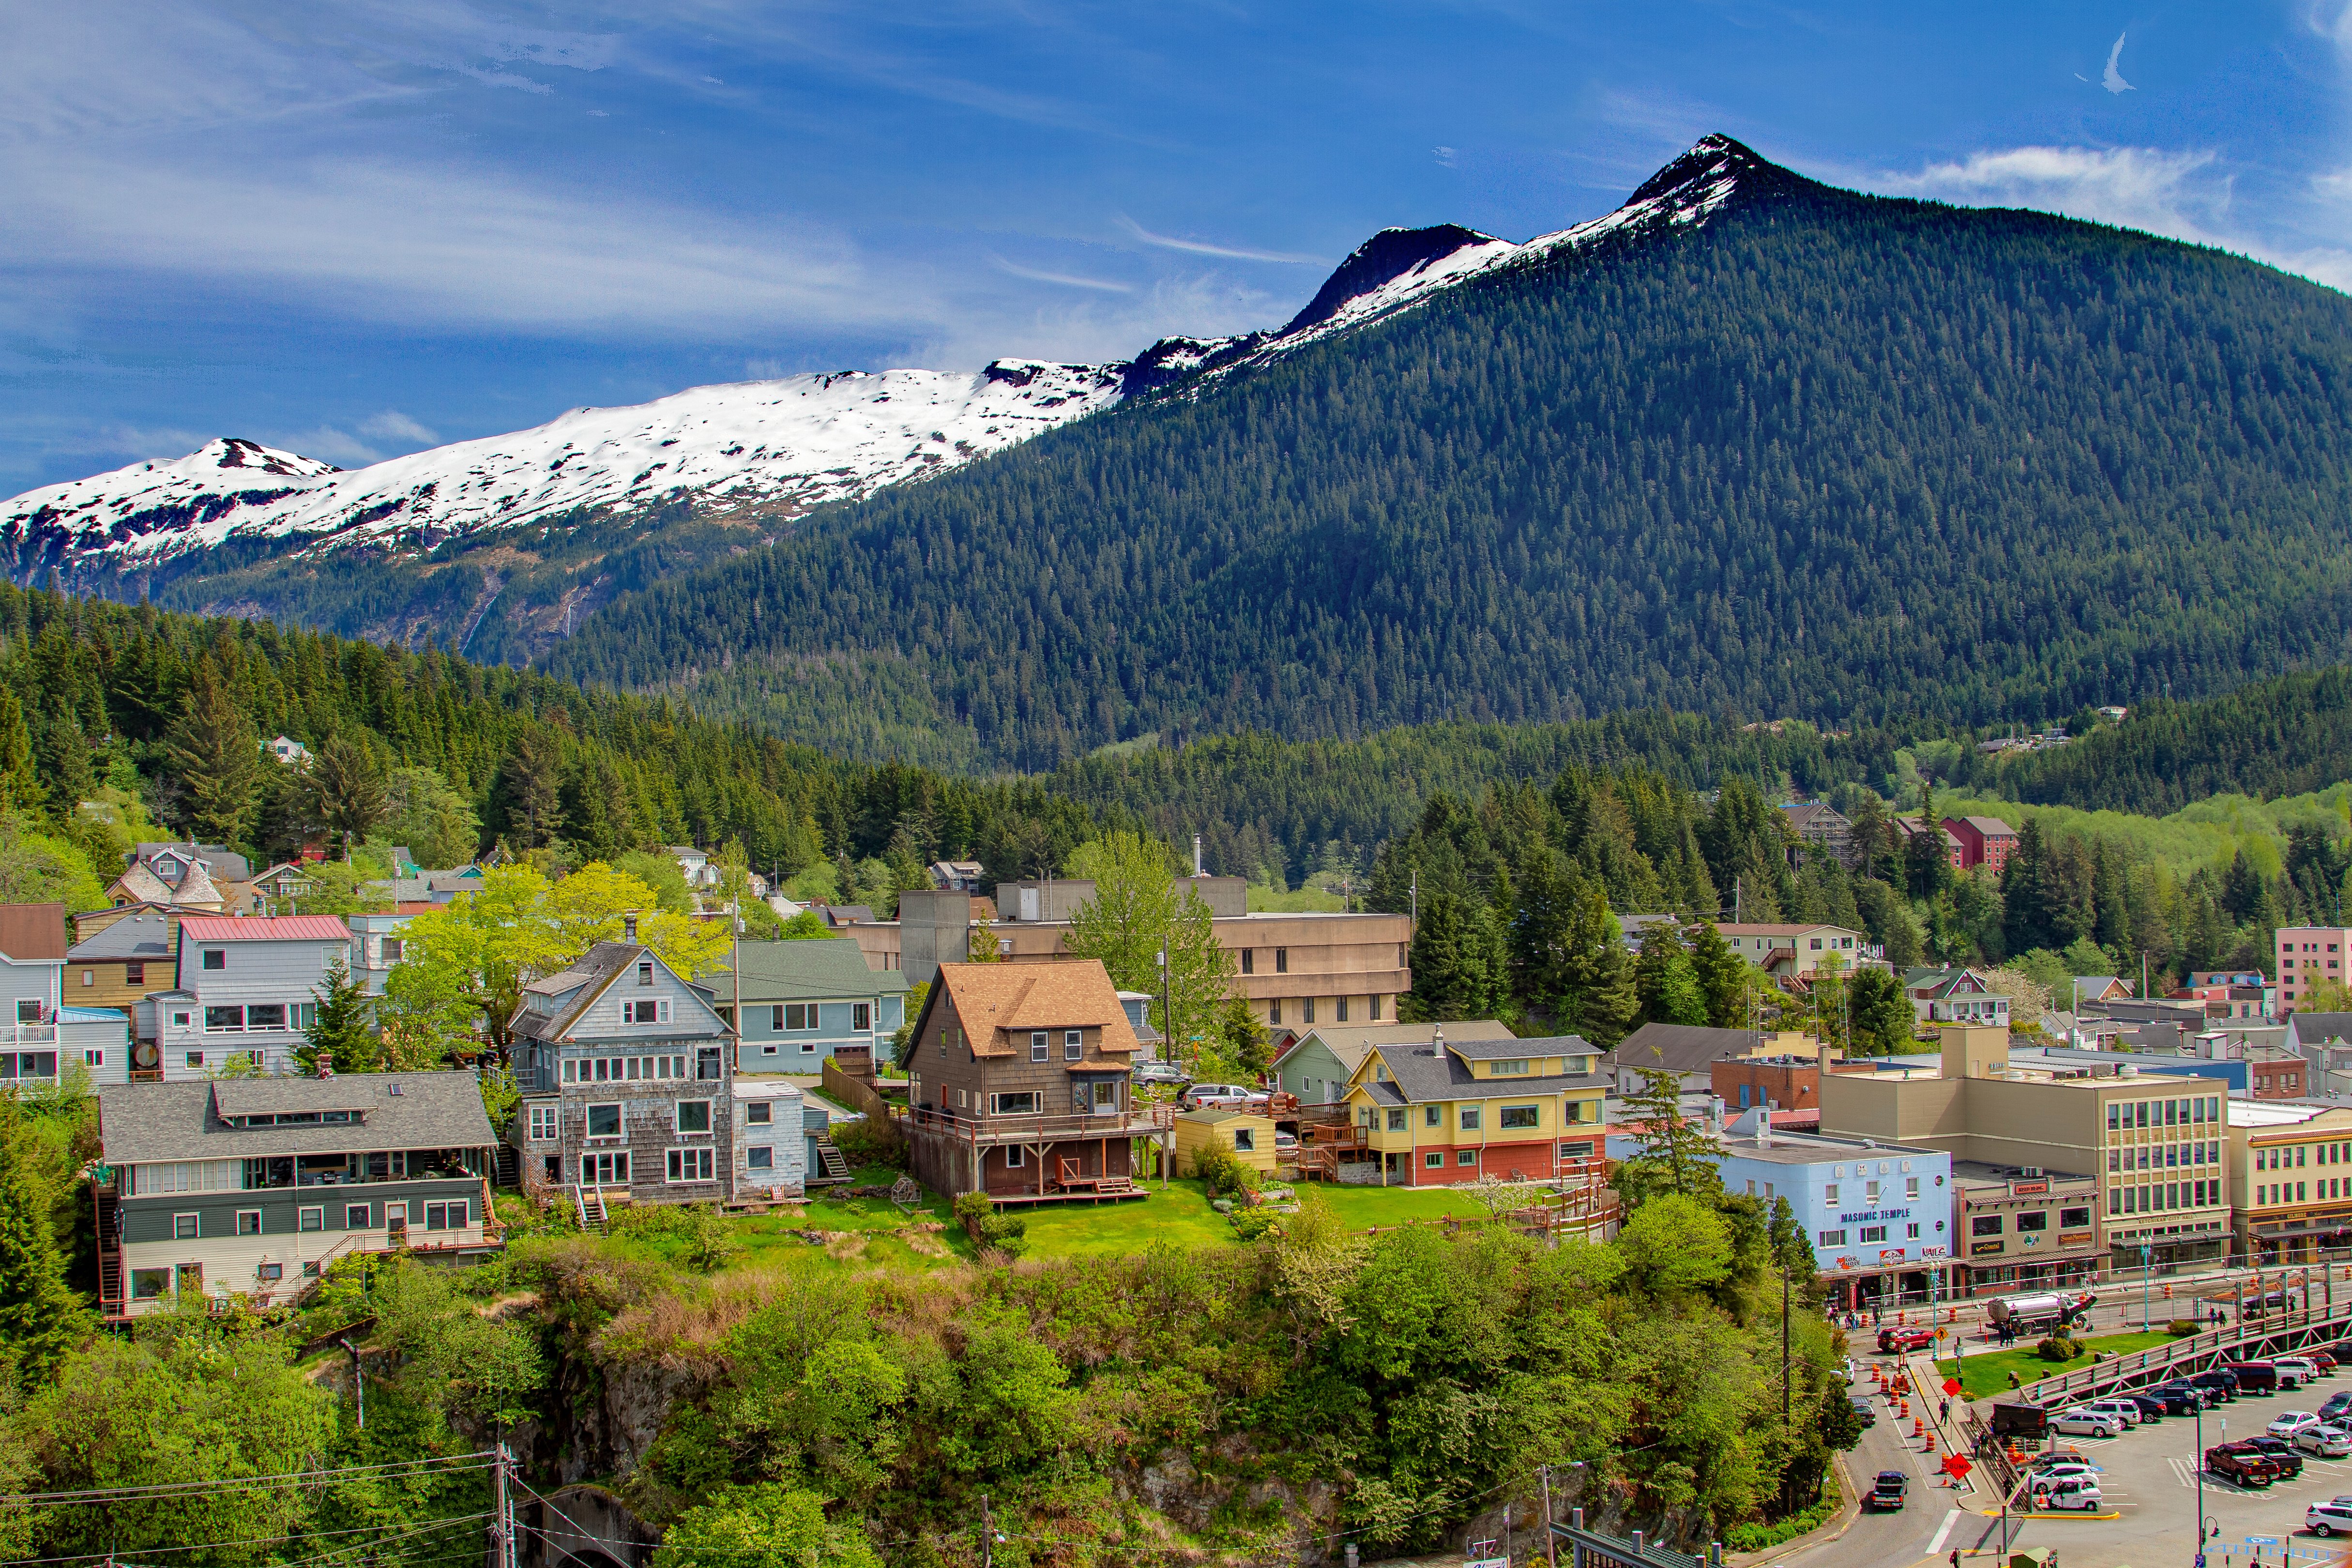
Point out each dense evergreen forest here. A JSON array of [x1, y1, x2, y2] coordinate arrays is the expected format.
[[548, 141, 2352, 770]]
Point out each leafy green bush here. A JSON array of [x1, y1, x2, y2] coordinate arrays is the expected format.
[[831, 1117, 904, 1171], [1189, 1143, 1258, 1203], [1230, 1207, 1281, 1242], [1724, 1474, 1837, 1553], [2034, 1334, 2079, 1363], [2169, 1319, 2204, 1338], [951, 1191, 1027, 1258]]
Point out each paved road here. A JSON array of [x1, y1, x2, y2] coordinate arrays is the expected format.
[[1765, 1352, 1981, 1568]]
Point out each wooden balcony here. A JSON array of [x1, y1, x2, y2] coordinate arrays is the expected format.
[[909, 1102, 1175, 1147]]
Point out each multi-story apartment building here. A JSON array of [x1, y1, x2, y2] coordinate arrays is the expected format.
[[1941, 816, 2020, 873], [1821, 1026, 2234, 1281], [94, 1071, 499, 1317], [902, 959, 1164, 1199], [883, 885, 1412, 1042], [2276, 927, 2352, 1011], [1950, 1161, 2104, 1296], [1345, 1029, 1608, 1187], [136, 916, 353, 1080], [1778, 802, 1853, 867], [722, 939, 909, 1073], [508, 927, 735, 1205], [2225, 1100, 2352, 1266]]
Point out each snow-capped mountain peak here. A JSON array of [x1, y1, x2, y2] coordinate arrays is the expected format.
[[2, 136, 1776, 580]]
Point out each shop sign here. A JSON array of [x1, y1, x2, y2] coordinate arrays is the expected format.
[[1835, 1255, 1860, 1270], [2057, 1230, 2095, 1248], [1877, 1248, 1908, 1265], [2010, 1180, 2049, 1196], [1970, 1239, 2006, 1257], [1920, 1245, 1950, 1258]]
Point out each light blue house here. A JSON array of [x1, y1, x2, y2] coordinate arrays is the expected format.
[[724, 939, 908, 1073]]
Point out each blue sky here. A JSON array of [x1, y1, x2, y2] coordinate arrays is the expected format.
[[4, 1, 2348, 490]]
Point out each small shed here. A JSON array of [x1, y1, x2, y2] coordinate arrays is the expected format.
[[1173, 1108, 1278, 1178]]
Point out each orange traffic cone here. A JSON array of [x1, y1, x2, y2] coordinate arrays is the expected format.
[[1913, 1416, 1925, 1438]]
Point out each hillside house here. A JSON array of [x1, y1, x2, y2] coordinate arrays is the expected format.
[[1890, 817, 1965, 870], [1903, 967, 2013, 1026], [724, 938, 908, 1073], [1342, 1029, 1608, 1187], [94, 1072, 498, 1317], [902, 961, 1169, 1200], [1942, 816, 2020, 873], [1779, 801, 1853, 866], [137, 915, 353, 1080], [733, 1078, 809, 1198], [1274, 1019, 1518, 1106], [509, 926, 736, 1211], [1, 903, 130, 1087], [1715, 923, 1865, 979]]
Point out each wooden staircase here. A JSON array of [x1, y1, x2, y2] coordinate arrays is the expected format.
[[575, 1184, 608, 1234], [493, 1145, 520, 1188], [95, 1183, 124, 1318], [812, 1134, 851, 1183]]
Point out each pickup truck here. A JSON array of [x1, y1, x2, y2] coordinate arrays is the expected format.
[[1877, 1326, 1936, 1354], [1862, 1472, 1909, 1512], [2207, 1443, 2282, 1487]]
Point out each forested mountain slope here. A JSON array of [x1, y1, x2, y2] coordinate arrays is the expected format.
[[551, 138, 2352, 771]]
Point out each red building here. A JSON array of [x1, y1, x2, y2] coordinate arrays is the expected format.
[[1942, 816, 2020, 873]]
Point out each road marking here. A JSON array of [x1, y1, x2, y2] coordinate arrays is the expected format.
[[1927, 1509, 1960, 1554]]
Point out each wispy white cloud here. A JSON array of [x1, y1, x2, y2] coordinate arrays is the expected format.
[[1113, 215, 1326, 264], [2102, 32, 2135, 94], [360, 410, 439, 444], [274, 425, 387, 466], [989, 256, 1133, 292]]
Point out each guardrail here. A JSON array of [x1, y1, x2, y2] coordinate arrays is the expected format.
[[1992, 1297, 2352, 1407], [909, 1103, 1177, 1142]]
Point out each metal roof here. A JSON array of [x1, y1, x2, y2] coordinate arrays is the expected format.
[[177, 915, 352, 943]]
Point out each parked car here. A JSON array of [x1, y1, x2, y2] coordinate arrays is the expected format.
[[2191, 1369, 2242, 1401], [2041, 1478, 2104, 1513], [2308, 1501, 2352, 1538], [2023, 1457, 2101, 1484], [2146, 1383, 2207, 1415], [2245, 1437, 2307, 1480], [2079, 1399, 2141, 1429], [1132, 1061, 1189, 1087], [2312, 1350, 2340, 1375], [1273, 1130, 1298, 1154], [2049, 1408, 2124, 1439], [1180, 1082, 1260, 1109], [1862, 1472, 1908, 1512], [2272, 1412, 2324, 1439], [2119, 1393, 2168, 1422], [2324, 1389, 2352, 1422], [1878, 1326, 1936, 1354], [2208, 1444, 2281, 1487], [2280, 1357, 2324, 1385], [2226, 1362, 2283, 1394], [2296, 1425, 2352, 1458]]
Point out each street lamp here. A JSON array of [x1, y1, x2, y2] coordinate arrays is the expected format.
[[2141, 1242, 2154, 1332]]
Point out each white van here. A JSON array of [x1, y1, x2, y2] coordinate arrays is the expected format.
[[2278, 1357, 2322, 1386], [2041, 1477, 2104, 1512]]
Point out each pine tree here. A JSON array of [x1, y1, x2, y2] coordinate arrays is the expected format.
[[298, 959, 382, 1074], [1849, 967, 1916, 1056], [0, 1100, 88, 1395], [496, 728, 566, 849], [1632, 922, 1708, 1026], [1562, 886, 1640, 1047], [163, 660, 260, 847], [1403, 893, 1500, 1021], [0, 690, 41, 815], [1687, 920, 1753, 1029], [308, 735, 389, 861]]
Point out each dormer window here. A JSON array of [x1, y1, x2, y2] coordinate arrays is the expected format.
[[1489, 1059, 1528, 1076]]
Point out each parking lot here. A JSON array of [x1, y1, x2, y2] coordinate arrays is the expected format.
[[1951, 1374, 2352, 1568]]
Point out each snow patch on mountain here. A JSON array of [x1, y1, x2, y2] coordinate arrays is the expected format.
[[2, 135, 1769, 575]]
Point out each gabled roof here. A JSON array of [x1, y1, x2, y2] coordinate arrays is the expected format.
[[68, 912, 174, 962], [927, 960, 1138, 1059], [97, 1072, 494, 1164], [516, 942, 642, 1039], [112, 857, 227, 908], [1715, 923, 1857, 938], [178, 914, 352, 944], [1355, 1042, 1607, 1106], [728, 938, 907, 1001], [2291, 1013, 2352, 1046], [135, 843, 251, 882], [0, 903, 68, 963], [1612, 1021, 1764, 1074], [1273, 1019, 1516, 1076], [1445, 1031, 1594, 1061], [1953, 816, 2018, 837]]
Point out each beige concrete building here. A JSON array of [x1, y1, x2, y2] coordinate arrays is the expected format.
[[1820, 1026, 2233, 1281], [860, 885, 1411, 1036], [2225, 1099, 2352, 1264]]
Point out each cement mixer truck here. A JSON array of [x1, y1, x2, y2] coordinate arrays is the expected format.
[[1984, 1291, 2096, 1335]]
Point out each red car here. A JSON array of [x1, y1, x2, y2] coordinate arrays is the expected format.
[[1879, 1326, 1936, 1354]]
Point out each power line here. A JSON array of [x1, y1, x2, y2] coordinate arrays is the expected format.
[[0, 1512, 489, 1568], [3, 1453, 497, 1509]]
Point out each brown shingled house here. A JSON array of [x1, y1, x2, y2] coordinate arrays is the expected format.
[[903, 960, 1174, 1201]]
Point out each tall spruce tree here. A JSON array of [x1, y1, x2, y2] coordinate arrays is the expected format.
[[0, 1100, 88, 1395], [163, 660, 260, 847]]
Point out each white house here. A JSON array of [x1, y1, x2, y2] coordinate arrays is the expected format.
[[268, 736, 311, 765], [0, 903, 130, 1086], [138, 915, 353, 1079], [732, 1079, 808, 1198]]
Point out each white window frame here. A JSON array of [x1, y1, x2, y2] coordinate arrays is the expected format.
[[236, 1208, 262, 1236], [527, 1105, 559, 1142], [666, 1146, 716, 1183], [990, 1091, 1042, 1116], [585, 1102, 623, 1141], [1030, 1031, 1048, 1063], [622, 998, 672, 1025], [298, 1206, 324, 1233], [1064, 1029, 1083, 1061], [675, 1099, 714, 1136], [345, 1203, 371, 1229], [172, 1212, 198, 1239]]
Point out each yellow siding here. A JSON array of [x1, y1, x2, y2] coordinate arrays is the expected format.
[[1172, 1111, 1278, 1177]]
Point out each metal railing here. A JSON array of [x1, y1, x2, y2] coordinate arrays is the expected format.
[[1998, 1297, 2352, 1407], [909, 1103, 1176, 1143]]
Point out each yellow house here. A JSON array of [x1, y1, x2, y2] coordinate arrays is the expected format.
[[1173, 1108, 1279, 1178], [1343, 1028, 1609, 1187]]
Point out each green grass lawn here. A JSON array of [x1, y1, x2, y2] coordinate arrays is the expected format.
[[1018, 1177, 1508, 1260], [1936, 1331, 2175, 1400]]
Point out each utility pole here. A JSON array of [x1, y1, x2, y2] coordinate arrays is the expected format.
[[980, 1494, 994, 1568], [1781, 1261, 1792, 1430], [492, 1442, 516, 1568], [1539, 1465, 1558, 1568]]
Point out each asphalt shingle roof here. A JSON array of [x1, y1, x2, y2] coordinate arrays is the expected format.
[[1361, 1042, 1608, 1105], [98, 1072, 496, 1164], [1611, 1021, 1764, 1074], [68, 913, 175, 962], [727, 938, 907, 1001]]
